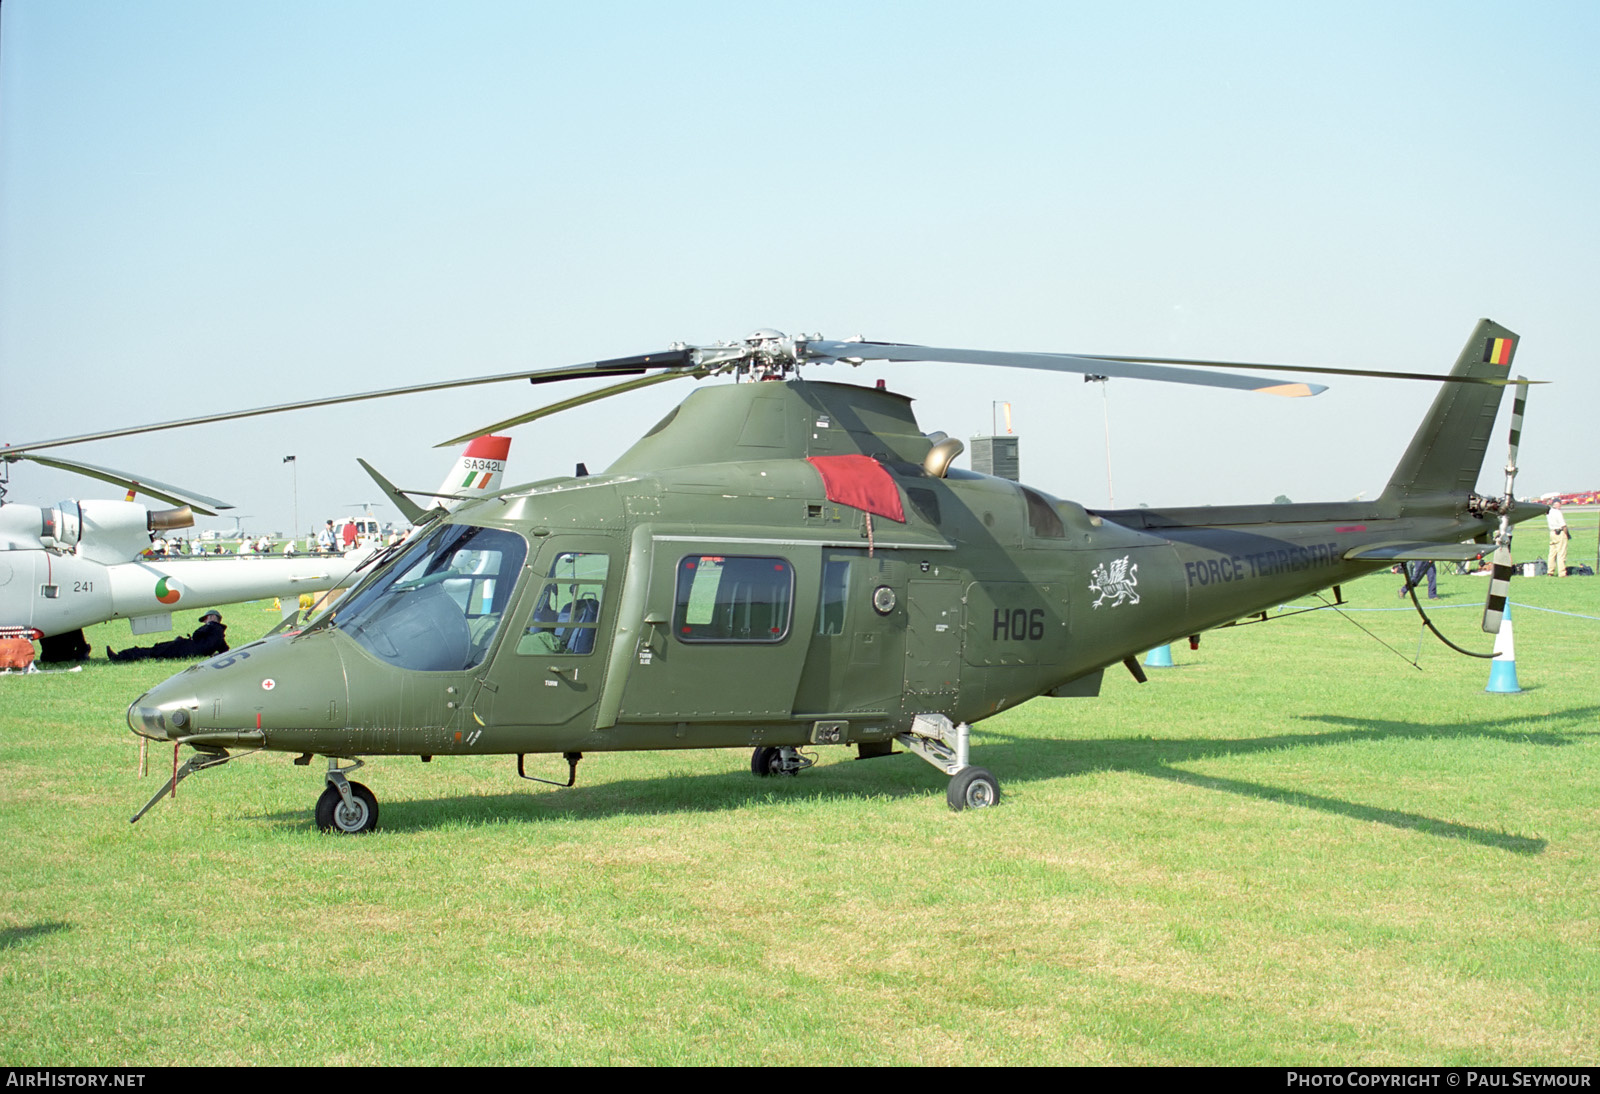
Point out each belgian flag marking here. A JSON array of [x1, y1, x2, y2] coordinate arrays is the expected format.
[[1483, 337, 1514, 366]]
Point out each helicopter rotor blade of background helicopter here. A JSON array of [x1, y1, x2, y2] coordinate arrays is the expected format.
[[1, 452, 233, 514]]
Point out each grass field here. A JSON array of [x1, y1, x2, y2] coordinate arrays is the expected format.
[[2, 516, 1596, 1065]]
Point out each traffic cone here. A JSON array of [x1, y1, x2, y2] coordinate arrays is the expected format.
[[1144, 644, 1174, 668], [1485, 603, 1522, 694]]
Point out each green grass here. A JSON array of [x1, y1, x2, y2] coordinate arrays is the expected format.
[[2, 517, 1597, 1065]]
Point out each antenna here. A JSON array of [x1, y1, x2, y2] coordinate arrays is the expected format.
[[284, 455, 299, 539], [1085, 375, 1114, 505]]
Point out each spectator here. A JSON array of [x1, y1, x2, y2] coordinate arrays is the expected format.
[[1407, 560, 1438, 599], [107, 611, 229, 663], [1548, 501, 1570, 577]]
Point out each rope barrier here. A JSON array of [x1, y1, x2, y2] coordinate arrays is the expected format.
[[1505, 602, 1600, 622], [1274, 599, 1600, 622]]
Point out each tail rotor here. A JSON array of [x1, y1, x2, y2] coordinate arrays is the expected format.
[[1482, 377, 1529, 634]]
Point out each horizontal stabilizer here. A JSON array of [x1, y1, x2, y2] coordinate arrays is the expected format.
[[396, 488, 487, 502], [356, 459, 428, 524], [1342, 542, 1492, 563]]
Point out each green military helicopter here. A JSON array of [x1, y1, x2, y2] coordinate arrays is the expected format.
[[7, 319, 1540, 830]]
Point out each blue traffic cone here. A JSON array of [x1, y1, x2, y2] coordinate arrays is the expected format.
[[1485, 603, 1522, 694], [1144, 644, 1174, 668]]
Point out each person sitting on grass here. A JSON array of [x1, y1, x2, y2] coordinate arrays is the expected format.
[[107, 611, 229, 663]]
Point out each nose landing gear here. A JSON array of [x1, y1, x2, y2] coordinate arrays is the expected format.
[[317, 759, 379, 834], [900, 714, 1002, 811]]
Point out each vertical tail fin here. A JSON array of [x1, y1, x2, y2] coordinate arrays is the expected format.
[[357, 435, 515, 528], [1382, 319, 1519, 501], [436, 435, 511, 501]]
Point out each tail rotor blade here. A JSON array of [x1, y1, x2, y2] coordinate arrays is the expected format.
[[1483, 544, 1515, 633], [1505, 377, 1528, 478], [1483, 377, 1530, 634]]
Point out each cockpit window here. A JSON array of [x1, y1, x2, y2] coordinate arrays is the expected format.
[[334, 524, 527, 671], [518, 552, 609, 655]]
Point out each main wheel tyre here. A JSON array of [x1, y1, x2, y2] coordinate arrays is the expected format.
[[751, 746, 795, 777], [947, 767, 1000, 811], [315, 781, 379, 834]]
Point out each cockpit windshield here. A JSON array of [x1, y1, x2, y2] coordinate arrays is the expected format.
[[332, 523, 527, 671]]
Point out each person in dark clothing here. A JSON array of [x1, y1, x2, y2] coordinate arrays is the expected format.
[[39, 628, 91, 663], [1398, 560, 1439, 599], [108, 611, 230, 662]]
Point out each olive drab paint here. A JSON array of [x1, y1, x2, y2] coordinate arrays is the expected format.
[[119, 319, 1543, 827]]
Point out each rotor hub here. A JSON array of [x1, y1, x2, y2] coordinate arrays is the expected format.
[[677, 329, 823, 380]]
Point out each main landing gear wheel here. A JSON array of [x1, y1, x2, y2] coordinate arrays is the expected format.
[[315, 780, 379, 834], [947, 767, 1000, 811], [751, 745, 807, 777]]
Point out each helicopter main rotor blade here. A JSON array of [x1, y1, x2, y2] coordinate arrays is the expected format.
[[435, 368, 707, 448], [2, 352, 695, 456], [807, 341, 1539, 391], [1, 452, 233, 514], [10, 328, 1535, 466], [804, 341, 1326, 396], [1092, 353, 1536, 386]]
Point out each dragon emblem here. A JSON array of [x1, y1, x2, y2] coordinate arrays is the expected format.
[[1089, 556, 1140, 608]]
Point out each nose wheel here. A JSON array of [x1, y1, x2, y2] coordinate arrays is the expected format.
[[898, 714, 1003, 811], [316, 759, 379, 834], [946, 766, 1000, 810]]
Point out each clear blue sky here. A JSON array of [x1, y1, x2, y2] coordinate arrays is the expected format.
[[3, 0, 1595, 535]]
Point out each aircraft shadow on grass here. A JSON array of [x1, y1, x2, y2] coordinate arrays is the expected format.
[[0, 921, 72, 951], [238, 706, 1594, 854], [973, 705, 1600, 856]]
